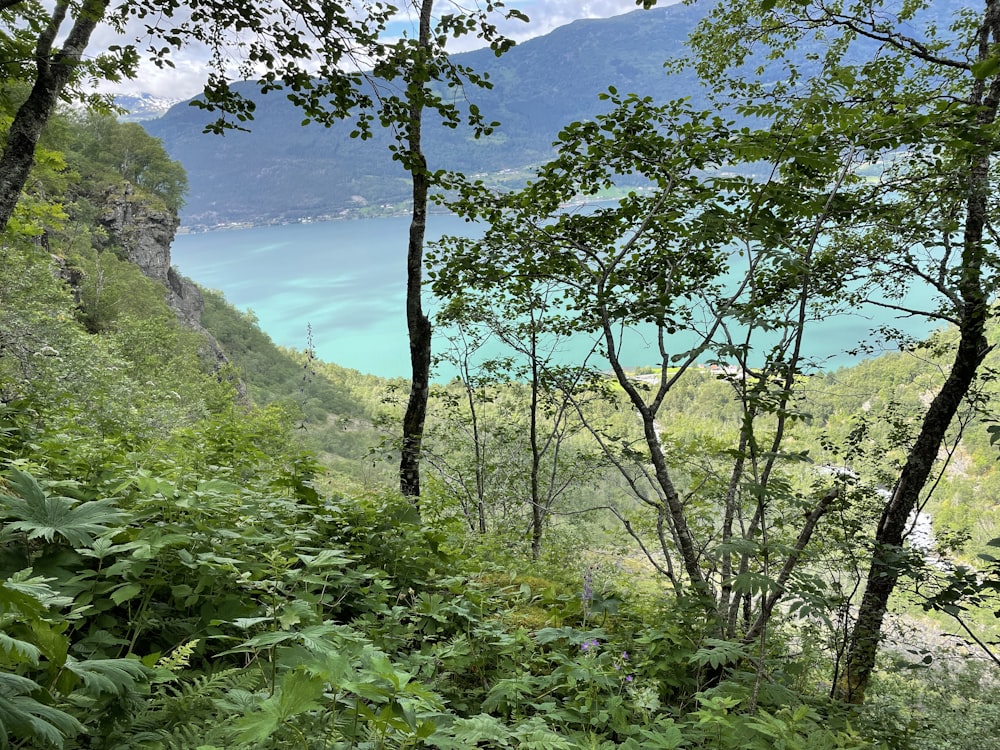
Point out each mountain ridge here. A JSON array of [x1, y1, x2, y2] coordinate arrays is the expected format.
[[141, 0, 964, 229], [142, 3, 704, 228]]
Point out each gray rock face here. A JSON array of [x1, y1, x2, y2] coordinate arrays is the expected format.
[[167, 266, 204, 328], [99, 183, 178, 285], [98, 184, 231, 370]]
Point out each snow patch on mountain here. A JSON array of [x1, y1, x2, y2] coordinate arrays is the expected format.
[[115, 94, 183, 121]]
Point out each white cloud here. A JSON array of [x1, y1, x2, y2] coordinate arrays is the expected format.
[[99, 0, 680, 99]]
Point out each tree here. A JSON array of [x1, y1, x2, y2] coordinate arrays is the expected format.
[[0, 0, 523, 501], [425, 312, 515, 534], [396, 0, 435, 499], [0, 0, 396, 232], [134, 0, 525, 500], [430, 284, 601, 555], [433, 90, 861, 673], [0, 0, 112, 232], [685, 0, 1000, 704], [361, 0, 522, 500], [434, 0, 1000, 697], [64, 111, 187, 211]]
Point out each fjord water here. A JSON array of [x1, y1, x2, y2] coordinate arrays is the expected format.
[[171, 214, 942, 380]]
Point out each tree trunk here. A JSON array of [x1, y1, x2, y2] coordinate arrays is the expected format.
[[398, 0, 434, 500], [835, 323, 989, 702], [0, 0, 108, 233], [835, 0, 1000, 704], [529, 325, 543, 559]]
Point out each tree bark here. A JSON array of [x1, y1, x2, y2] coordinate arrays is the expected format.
[[0, 0, 108, 233], [398, 0, 434, 500], [835, 0, 1000, 704], [529, 324, 542, 559]]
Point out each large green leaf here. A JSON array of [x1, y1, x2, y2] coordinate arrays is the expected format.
[[231, 669, 325, 744], [0, 469, 123, 548], [430, 714, 512, 748], [0, 672, 84, 749], [64, 656, 150, 697], [0, 571, 74, 616], [0, 633, 40, 666]]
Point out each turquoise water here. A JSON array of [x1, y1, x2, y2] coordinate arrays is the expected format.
[[171, 215, 944, 379], [173, 216, 420, 378]]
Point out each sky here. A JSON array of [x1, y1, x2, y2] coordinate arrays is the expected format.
[[100, 0, 679, 100]]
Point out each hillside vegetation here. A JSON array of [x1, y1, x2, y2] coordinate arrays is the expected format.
[[4, 1, 1000, 748], [0, 107, 997, 748]]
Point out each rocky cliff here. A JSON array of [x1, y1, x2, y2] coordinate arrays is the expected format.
[[98, 183, 228, 366]]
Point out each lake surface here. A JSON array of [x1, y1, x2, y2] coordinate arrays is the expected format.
[[171, 215, 944, 379]]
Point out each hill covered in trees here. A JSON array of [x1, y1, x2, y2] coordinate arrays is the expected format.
[[141, 0, 972, 229]]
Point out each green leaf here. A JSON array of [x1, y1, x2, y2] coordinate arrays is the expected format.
[[0, 469, 123, 548], [510, 717, 578, 749], [277, 599, 315, 629], [232, 669, 325, 744], [195, 478, 242, 495], [295, 624, 340, 654], [688, 639, 749, 669], [222, 631, 298, 654], [296, 549, 354, 568], [110, 583, 142, 605], [0, 632, 41, 665], [972, 57, 1000, 80], [64, 656, 150, 696], [443, 714, 512, 747], [1, 572, 73, 616], [28, 619, 68, 668], [0, 672, 84, 749]]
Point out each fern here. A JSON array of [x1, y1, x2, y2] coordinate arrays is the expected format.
[[155, 639, 200, 673], [105, 667, 262, 750]]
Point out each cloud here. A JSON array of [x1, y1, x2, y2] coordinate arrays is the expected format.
[[98, 0, 679, 99], [499, 0, 665, 40]]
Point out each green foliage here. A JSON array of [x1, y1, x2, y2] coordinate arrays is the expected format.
[[0, 469, 122, 548], [865, 656, 1000, 750], [61, 112, 188, 212], [0, 220, 964, 750], [4, 3, 1000, 749], [199, 289, 366, 419]]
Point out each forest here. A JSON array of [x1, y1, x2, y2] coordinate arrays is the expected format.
[[2, 0, 1000, 748]]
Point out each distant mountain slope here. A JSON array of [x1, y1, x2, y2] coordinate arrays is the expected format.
[[116, 94, 183, 121], [143, 3, 705, 228], [143, 0, 965, 229]]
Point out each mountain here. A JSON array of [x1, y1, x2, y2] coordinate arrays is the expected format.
[[115, 93, 183, 121], [142, 3, 706, 228], [143, 0, 965, 229]]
